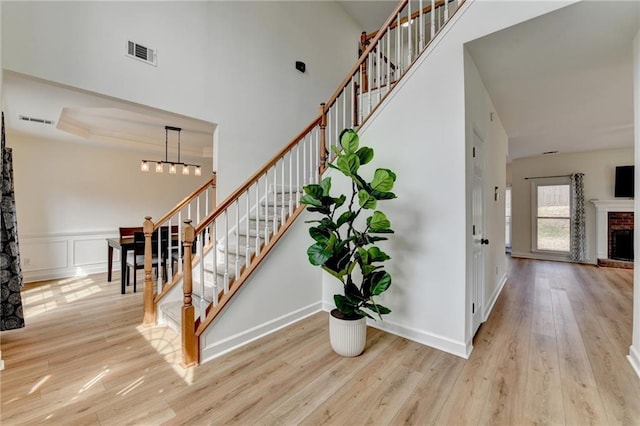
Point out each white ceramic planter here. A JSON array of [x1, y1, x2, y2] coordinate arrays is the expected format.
[[329, 309, 367, 357]]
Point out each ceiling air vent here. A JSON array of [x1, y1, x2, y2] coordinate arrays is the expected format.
[[19, 115, 55, 125], [127, 40, 157, 66]]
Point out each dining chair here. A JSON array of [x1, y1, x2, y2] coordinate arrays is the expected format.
[[126, 231, 163, 292]]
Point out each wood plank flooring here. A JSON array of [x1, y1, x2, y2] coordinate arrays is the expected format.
[[2, 258, 640, 425]]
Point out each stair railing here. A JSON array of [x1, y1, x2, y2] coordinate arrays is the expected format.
[[141, 172, 216, 325], [155, 0, 465, 366]]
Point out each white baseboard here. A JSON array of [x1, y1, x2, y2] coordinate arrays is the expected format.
[[483, 273, 507, 322], [321, 303, 469, 359], [510, 251, 597, 265], [628, 345, 640, 378], [200, 302, 322, 364]]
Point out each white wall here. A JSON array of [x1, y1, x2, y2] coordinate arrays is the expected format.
[[464, 48, 508, 329], [629, 21, 640, 379], [510, 148, 634, 263], [6, 132, 212, 281], [322, 0, 575, 358], [205, 1, 361, 199], [2, 1, 362, 201]]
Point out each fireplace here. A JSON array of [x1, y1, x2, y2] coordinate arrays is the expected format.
[[592, 200, 634, 268]]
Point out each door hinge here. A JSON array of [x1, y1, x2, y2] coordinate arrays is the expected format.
[[472, 147, 476, 157], [473, 225, 476, 235], [472, 302, 475, 314]]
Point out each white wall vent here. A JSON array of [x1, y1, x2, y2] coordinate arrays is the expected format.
[[19, 115, 55, 125], [127, 40, 157, 66]]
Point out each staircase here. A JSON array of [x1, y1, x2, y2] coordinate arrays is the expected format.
[[141, 0, 466, 366]]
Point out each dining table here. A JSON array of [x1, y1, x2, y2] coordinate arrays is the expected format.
[[107, 232, 181, 294], [106, 236, 137, 294]]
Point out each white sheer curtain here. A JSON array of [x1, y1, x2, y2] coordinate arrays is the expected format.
[[570, 173, 587, 262]]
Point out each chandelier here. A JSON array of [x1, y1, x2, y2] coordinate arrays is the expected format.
[[140, 126, 202, 176]]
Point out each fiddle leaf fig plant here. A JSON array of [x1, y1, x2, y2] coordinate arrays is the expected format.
[[301, 129, 396, 320]]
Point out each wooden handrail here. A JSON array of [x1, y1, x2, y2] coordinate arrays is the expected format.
[[365, 0, 449, 41], [323, 0, 409, 112], [193, 116, 321, 235], [154, 172, 217, 230]]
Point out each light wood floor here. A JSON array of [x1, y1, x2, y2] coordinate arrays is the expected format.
[[2, 258, 640, 425]]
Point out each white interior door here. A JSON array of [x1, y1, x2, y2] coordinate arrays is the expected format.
[[471, 130, 485, 336]]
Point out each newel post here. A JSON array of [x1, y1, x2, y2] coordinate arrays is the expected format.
[[319, 103, 328, 175], [181, 219, 198, 367], [142, 216, 156, 326]]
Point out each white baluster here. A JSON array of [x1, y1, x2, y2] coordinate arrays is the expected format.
[[199, 234, 205, 319], [235, 199, 240, 280], [445, 0, 449, 21], [168, 218, 173, 279], [264, 169, 270, 245], [224, 210, 229, 294], [197, 196, 201, 224], [273, 164, 278, 234], [289, 151, 293, 216], [178, 211, 183, 274], [303, 136, 307, 187], [397, 13, 401, 76], [386, 33, 391, 92], [368, 53, 372, 115], [245, 189, 250, 267], [296, 143, 300, 207], [212, 218, 218, 307], [359, 66, 363, 125], [419, 0, 424, 51], [255, 181, 260, 255], [350, 77, 355, 128], [156, 228, 162, 292], [309, 134, 314, 184], [408, 1, 412, 65], [342, 88, 346, 135], [431, 0, 435, 38], [376, 45, 381, 104], [280, 157, 285, 225]]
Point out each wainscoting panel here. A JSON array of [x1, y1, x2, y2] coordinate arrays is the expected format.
[[20, 231, 119, 283]]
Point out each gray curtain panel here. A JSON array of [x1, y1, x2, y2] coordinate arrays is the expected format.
[[570, 172, 587, 263], [1, 112, 25, 331]]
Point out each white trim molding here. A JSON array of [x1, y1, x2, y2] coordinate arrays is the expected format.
[[20, 230, 119, 283], [199, 302, 322, 364], [590, 199, 634, 261], [628, 345, 640, 378], [484, 273, 507, 322]]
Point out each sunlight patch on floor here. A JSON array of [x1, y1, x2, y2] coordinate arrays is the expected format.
[[28, 375, 51, 395], [136, 325, 195, 385]]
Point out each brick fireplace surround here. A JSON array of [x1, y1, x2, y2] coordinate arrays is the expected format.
[[592, 199, 634, 269]]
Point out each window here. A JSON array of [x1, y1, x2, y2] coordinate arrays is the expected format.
[[505, 187, 512, 251], [532, 180, 570, 253]]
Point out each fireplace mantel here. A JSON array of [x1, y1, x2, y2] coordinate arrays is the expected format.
[[591, 199, 634, 260]]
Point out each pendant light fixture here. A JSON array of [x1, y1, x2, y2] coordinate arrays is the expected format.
[[140, 126, 202, 176]]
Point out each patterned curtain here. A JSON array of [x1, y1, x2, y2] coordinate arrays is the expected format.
[[570, 173, 587, 262], [1, 112, 25, 331]]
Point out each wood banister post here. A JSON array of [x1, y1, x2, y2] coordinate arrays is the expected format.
[[319, 103, 328, 174], [181, 219, 198, 367], [142, 216, 156, 326]]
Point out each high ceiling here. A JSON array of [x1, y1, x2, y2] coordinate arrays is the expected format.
[[466, 1, 638, 160], [3, 1, 639, 163]]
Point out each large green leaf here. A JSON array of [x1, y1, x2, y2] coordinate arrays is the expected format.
[[337, 153, 360, 176], [340, 129, 359, 154], [337, 211, 356, 227], [309, 226, 330, 243], [365, 302, 391, 316], [357, 247, 369, 265], [358, 189, 377, 210], [320, 177, 331, 196], [303, 184, 324, 199], [368, 246, 391, 262], [345, 281, 363, 303], [361, 264, 382, 276], [333, 194, 347, 209], [300, 194, 322, 207], [371, 189, 397, 200], [321, 265, 346, 282], [371, 272, 392, 295], [367, 211, 391, 232], [355, 147, 374, 165], [334, 294, 356, 316], [307, 243, 331, 266], [371, 169, 396, 192]]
